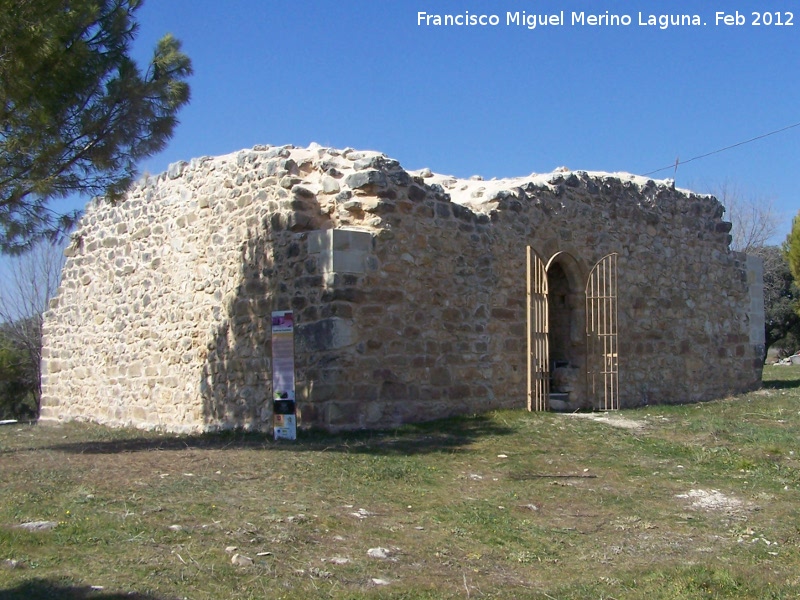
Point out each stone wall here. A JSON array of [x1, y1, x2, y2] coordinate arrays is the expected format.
[[40, 144, 764, 433]]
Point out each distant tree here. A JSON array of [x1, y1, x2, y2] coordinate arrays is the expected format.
[[0, 330, 36, 419], [0, 0, 192, 254], [0, 238, 66, 414], [713, 181, 780, 253], [751, 246, 800, 358], [786, 211, 800, 285]]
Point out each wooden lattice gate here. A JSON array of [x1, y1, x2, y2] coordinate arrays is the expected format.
[[586, 253, 619, 410], [528, 249, 619, 412], [526, 247, 549, 411]]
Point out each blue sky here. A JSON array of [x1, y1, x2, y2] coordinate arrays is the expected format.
[[7, 0, 800, 256], [119, 0, 798, 239]]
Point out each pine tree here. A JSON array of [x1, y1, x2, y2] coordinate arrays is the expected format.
[[0, 0, 192, 253]]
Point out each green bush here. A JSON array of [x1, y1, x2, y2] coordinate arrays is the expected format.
[[0, 339, 37, 420]]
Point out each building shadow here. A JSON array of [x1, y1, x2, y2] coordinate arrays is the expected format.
[[762, 376, 800, 390], [29, 413, 515, 457], [199, 227, 283, 431], [0, 579, 169, 600], [199, 173, 327, 431]]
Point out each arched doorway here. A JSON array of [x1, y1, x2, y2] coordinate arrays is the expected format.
[[546, 254, 587, 410], [527, 248, 619, 411]]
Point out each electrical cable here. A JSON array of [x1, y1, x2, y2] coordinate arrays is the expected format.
[[644, 120, 800, 176]]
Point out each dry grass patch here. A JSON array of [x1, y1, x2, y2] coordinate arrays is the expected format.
[[563, 411, 649, 431], [0, 366, 799, 598]]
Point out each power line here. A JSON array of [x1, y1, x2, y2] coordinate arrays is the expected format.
[[644, 120, 800, 176]]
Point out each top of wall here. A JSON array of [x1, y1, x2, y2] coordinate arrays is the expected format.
[[72, 143, 727, 252], [414, 164, 703, 211], [100, 143, 714, 216]]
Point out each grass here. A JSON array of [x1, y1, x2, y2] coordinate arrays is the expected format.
[[0, 365, 799, 599]]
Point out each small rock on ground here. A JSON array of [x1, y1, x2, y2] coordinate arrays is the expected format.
[[231, 554, 254, 567], [16, 521, 57, 532], [367, 547, 390, 559]]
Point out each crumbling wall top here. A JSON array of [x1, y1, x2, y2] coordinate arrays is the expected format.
[[106, 143, 716, 218]]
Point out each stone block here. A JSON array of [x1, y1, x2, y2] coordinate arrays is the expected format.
[[352, 384, 379, 401], [298, 402, 320, 425], [376, 291, 408, 306], [333, 229, 372, 252], [441, 308, 461, 322], [168, 161, 187, 179], [380, 381, 408, 401], [435, 202, 451, 218], [332, 250, 365, 273], [411, 355, 435, 368], [448, 384, 472, 399], [321, 288, 366, 303], [365, 401, 385, 424], [306, 383, 342, 403], [321, 302, 353, 319], [321, 177, 340, 194], [296, 318, 354, 352], [326, 401, 364, 426], [345, 170, 387, 190], [429, 367, 452, 386], [309, 228, 372, 275], [490, 307, 516, 320]]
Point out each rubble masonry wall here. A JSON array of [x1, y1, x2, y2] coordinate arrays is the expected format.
[[39, 144, 763, 432]]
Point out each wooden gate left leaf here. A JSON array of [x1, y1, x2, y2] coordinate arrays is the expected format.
[[527, 247, 549, 412]]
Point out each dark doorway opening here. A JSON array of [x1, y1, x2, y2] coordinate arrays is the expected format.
[[547, 255, 586, 410]]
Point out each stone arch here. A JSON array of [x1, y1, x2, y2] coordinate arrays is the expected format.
[[545, 251, 589, 409]]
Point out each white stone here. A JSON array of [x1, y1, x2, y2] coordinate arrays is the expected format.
[[367, 547, 390, 559], [16, 521, 58, 532], [231, 554, 254, 567]]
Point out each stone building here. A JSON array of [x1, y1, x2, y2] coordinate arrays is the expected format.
[[39, 144, 764, 433]]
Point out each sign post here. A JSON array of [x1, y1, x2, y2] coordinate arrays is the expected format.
[[271, 310, 296, 440]]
